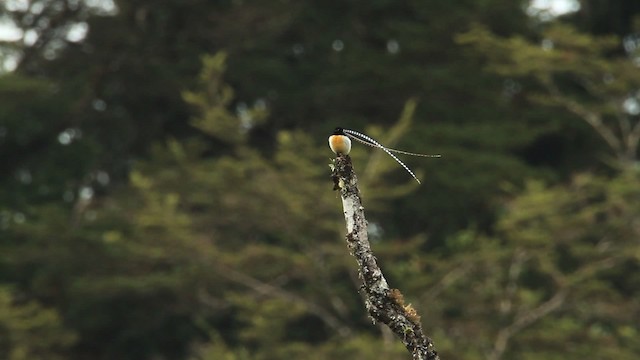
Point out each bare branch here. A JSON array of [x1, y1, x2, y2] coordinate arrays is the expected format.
[[331, 154, 440, 360]]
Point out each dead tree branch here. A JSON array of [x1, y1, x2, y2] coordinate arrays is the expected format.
[[331, 154, 440, 360]]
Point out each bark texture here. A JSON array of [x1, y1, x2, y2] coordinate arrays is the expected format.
[[331, 154, 441, 360]]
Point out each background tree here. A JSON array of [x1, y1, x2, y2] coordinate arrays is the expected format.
[[0, 286, 76, 360], [458, 22, 640, 166]]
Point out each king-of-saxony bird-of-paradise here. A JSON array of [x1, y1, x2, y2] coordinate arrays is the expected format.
[[328, 127, 353, 155], [329, 127, 440, 184]]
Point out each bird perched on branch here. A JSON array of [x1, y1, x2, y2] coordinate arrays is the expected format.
[[329, 127, 440, 184]]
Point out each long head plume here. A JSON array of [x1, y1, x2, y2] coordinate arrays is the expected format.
[[345, 131, 441, 158], [341, 128, 439, 184]]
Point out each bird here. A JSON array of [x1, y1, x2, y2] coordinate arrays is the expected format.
[[328, 127, 352, 155], [329, 127, 440, 184]]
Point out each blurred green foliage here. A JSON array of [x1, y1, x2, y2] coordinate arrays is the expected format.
[[0, 286, 76, 360], [0, 0, 639, 359]]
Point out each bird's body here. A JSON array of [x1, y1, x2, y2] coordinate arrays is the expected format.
[[328, 128, 352, 155]]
